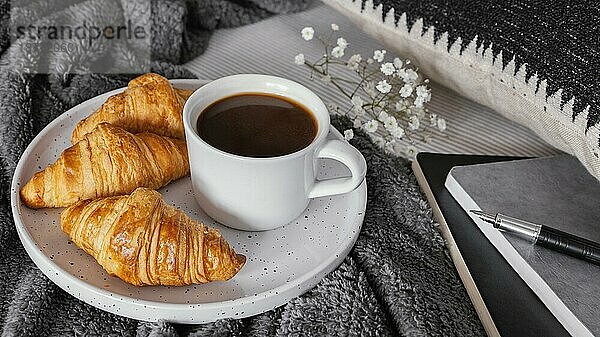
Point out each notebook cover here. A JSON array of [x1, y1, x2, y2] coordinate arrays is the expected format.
[[413, 153, 570, 337], [447, 155, 600, 337]]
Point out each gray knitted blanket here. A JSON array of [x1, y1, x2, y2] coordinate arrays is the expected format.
[[0, 1, 484, 336]]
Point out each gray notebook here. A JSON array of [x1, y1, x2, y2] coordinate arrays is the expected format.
[[445, 155, 600, 337]]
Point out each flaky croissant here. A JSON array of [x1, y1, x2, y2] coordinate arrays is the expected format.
[[20, 123, 189, 209], [71, 73, 193, 143], [60, 188, 246, 286]]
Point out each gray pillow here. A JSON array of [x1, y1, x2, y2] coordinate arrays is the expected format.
[[324, 0, 600, 180]]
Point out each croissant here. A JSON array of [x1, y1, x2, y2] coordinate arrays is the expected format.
[[71, 73, 193, 143], [60, 188, 246, 286], [20, 123, 189, 209]]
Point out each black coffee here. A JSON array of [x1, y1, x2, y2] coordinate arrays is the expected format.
[[196, 93, 318, 158]]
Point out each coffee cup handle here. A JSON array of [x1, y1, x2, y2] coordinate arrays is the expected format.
[[308, 139, 367, 199]]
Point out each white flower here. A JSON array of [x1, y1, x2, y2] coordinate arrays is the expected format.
[[366, 58, 374, 64], [351, 95, 364, 108], [384, 116, 398, 130], [385, 140, 397, 153], [390, 125, 405, 139], [408, 115, 420, 130], [376, 80, 391, 94], [373, 136, 385, 148], [331, 46, 344, 58], [351, 96, 365, 115], [398, 84, 413, 98], [404, 144, 418, 160], [399, 68, 418, 83], [395, 100, 409, 112], [347, 54, 362, 70], [294, 53, 305, 65], [327, 102, 339, 114], [380, 62, 395, 76], [377, 110, 389, 122], [393, 57, 403, 69], [413, 106, 425, 118], [429, 113, 438, 126], [331, 23, 339, 31], [353, 118, 362, 128], [336, 37, 348, 49], [373, 49, 386, 62], [437, 118, 447, 132], [414, 96, 425, 108], [416, 85, 431, 102], [363, 119, 379, 133], [301, 27, 314, 41], [344, 129, 354, 141]]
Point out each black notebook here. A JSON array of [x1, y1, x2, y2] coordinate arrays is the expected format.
[[412, 153, 570, 337], [445, 155, 600, 337]]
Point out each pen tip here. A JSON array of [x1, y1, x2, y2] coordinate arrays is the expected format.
[[469, 210, 497, 225]]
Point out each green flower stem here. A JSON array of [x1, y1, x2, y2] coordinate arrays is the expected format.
[[304, 62, 352, 99]]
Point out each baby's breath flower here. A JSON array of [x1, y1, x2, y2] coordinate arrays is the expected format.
[[393, 57, 403, 69], [437, 118, 447, 132], [376, 80, 391, 94], [377, 110, 389, 122], [351, 97, 365, 115], [416, 85, 431, 102], [351, 95, 364, 108], [294, 53, 305, 65], [384, 116, 398, 130], [327, 102, 339, 114], [395, 100, 408, 112], [347, 54, 362, 70], [399, 68, 418, 83], [336, 37, 348, 49], [399, 84, 413, 98], [414, 96, 425, 108], [390, 125, 405, 139], [373, 49, 386, 62], [344, 129, 354, 141], [429, 113, 438, 126], [408, 115, 420, 130], [404, 144, 418, 160], [363, 119, 379, 133], [385, 140, 396, 153], [331, 46, 344, 58], [373, 135, 385, 148], [294, 24, 443, 160], [380, 62, 395, 76], [301, 27, 314, 41], [413, 106, 425, 118]]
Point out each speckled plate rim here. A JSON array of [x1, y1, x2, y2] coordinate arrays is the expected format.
[[10, 79, 367, 323]]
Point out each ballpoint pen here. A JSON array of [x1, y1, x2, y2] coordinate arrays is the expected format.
[[470, 210, 600, 266]]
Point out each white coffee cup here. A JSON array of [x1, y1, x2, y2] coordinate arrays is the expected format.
[[183, 74, 367, 231]]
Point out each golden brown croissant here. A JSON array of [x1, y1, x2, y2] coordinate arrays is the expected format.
[[71, 73, 193, 143], [60, 188, 246, 286], [20, 123, 189, 209]]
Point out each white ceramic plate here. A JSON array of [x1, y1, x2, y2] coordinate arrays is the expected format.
[[10, 79, 366, 323]]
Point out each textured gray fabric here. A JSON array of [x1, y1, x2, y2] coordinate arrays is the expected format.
[[0, 0, 484, 336]]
